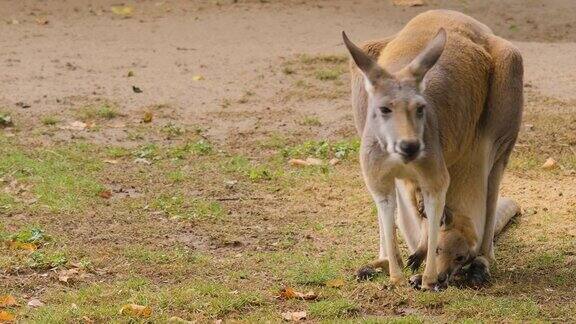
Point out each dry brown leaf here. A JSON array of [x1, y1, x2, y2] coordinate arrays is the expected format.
[[142, 111, 153, 123], [98, 190, 112, 199], [325, 278, 345, 288], [104, 159, 119, 165], [281, 311, 307, 321], [541, 157, 557, 169], [7, 241, 37, 252], [35, 18, 49, 25], [58, 268, 80, 283], [304, 157, 323, 166], [392, 0, 425, 6], [27, 298, 45, 308], [0, 310, 15, 322], [111, 6, 134, 17], [277, 287, 317, 300], [329, 158, 340, 166], [119, 304, 152, 318], [167, 316, 194, 323], [0, 295, 17, 307]]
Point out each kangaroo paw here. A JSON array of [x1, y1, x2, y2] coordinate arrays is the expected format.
[[466, 256, 491, 288], [356, 259, 388, 281], [409, 274, 423, 290], [406, 249, 426, 273]]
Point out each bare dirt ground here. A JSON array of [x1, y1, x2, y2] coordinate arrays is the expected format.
[[0, 0, 575, 322]]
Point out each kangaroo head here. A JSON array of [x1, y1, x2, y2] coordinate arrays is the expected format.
[[435, 209, 475, 285], [343, 29, 446, 162]]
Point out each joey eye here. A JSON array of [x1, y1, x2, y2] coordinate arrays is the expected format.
[[416, 104, 425, 116], [380, 106, 392, 114]]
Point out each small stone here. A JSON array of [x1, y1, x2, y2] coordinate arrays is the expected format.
[[541, 157, 557, 169]]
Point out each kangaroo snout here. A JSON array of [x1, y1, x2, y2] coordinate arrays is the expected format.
[[397, 140, 421, 160]]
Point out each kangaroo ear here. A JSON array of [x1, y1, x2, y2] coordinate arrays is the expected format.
[[342, 31, 390, 85], [406, 28, 446, 82]]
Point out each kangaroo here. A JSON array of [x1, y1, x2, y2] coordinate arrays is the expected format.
[[343, 10, 523, 290], [403, 185, 520, 289]]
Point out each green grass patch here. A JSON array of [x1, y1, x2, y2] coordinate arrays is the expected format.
[[41, 116, 59, 126], [152, 194, 225, 221], [0, 141, 104, 212], [77, 104, 119, 121], [281, 138, 360, 160], [309, 299, 358, 319]]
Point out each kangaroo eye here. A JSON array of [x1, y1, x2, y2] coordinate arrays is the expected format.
[[455, 255, 465, 262], [416, 105, 425, 116], [380, 106, 392, 114]]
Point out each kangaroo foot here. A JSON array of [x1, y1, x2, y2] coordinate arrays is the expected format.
[[465, 256, 491, 288], [409, 274, 422, 290], [356, 259, 389, 281]]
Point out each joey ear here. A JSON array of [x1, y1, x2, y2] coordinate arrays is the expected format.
[[440, 207, 453, 228], [342, 31, 390, 85], [406, 28, 446, 82]]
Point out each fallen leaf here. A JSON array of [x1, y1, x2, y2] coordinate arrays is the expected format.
[[542, 157, 557, 169], [132, 86, 143, 93], [98, 190, 112, 199], [104, 159, 119, 164], [58, 268, 80, 283], [0, 311, 15, 322], [35, 18, 49, 25], [305, 157, 323, 166], [325, 278, 345, 288], [7, 241, 37, 252], [277, 287, 317, 300], [120, 304, 152, 318], [192, 75, 204, 81], [329, 158, 340, 166], [281, 311, 306, 321], [167, 316, 194, 323], [288, 159, 309, 166], [127, 71, 135, 77], [0, 295, 17, 307], [111, 5, 134, 17], [27, 298, 45, 308], [59, 121, 87, 131], [392, 0, 425, 6], [142, 112, 153, 123]]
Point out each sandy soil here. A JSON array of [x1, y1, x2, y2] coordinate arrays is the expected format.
[[1, 0, 576, 143]]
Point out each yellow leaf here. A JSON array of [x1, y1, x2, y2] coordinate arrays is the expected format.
[[0, 310, 15, 321], [111, 6, 134, 17], [0, 295, 17, 307], [120, 304, 152, 318], [7, 241, 37, 252], [142, 112, 153, 123], [192, 75, 204, 81], [326, 278, 345, 288]]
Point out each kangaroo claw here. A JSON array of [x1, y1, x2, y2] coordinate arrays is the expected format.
[[406, 249, 425, 273]]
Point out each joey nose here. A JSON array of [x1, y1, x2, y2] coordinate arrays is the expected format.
[[398, 140, 421, 159]]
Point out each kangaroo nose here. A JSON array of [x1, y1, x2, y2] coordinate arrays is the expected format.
[[398, 140, 421, 158]]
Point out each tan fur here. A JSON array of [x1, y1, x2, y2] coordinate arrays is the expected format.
[[345, 10, 523, 289]]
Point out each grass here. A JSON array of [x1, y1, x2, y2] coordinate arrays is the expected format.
[[41, 116, 59, 126], [77, 104, 119, 121], [1, 54, 574, 323]]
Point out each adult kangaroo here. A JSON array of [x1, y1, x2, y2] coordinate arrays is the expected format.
[[343, 10, 523, 290]]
